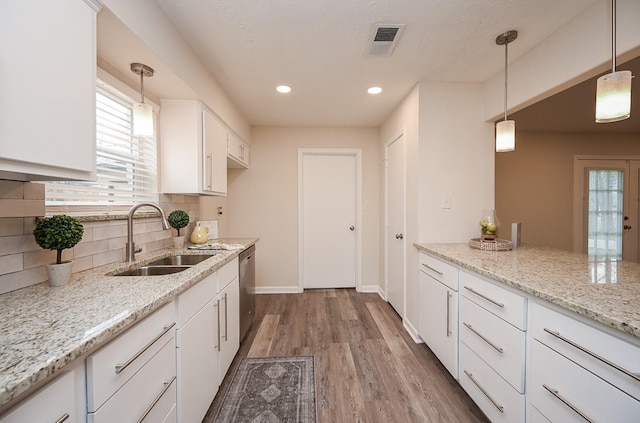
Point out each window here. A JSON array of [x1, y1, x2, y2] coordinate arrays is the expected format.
[[587, 169, 623, 259], [46, 79, 158, 214]]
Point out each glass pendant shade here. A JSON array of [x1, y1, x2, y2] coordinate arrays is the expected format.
[[595, 70, 632, 123], [133, 102, 154, 137], [496, 120, 515, 152]]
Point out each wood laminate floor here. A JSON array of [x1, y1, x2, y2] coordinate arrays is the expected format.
[[203, 289, 489, 423]]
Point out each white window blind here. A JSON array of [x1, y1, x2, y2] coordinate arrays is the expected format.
[[46, 79, 158, 214]]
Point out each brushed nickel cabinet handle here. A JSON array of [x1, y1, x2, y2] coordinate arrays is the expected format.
[[115, 322, 176, 374], [464, 370, 504, 413], [543, 328, 640, 382], [463, 322, 504, 353], [215, 299, 221, 351], [223, 292, 228, 341], [446, 291, 452, 337], [463, 286, 505, 308], [543, 384, 594, 423], [136, 376, 176, 423], [421, 263, 443, 275], [206, 153, 213, 190], [55, 413, 70, 423]]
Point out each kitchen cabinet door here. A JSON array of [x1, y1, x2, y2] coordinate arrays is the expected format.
[[227, 133, 250, 168], [218, 276, 240, 382], [176, 297, 220, 423], [0, 0, 99, 181], [160, 100, 227, 195], [418, 269, 458, 378]]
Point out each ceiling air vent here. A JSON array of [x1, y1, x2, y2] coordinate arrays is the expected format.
[[367, 24, 405, 56]]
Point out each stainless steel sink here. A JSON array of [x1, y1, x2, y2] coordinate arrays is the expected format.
[[113, 265, 191, 276], [147, 254, 216, 266]]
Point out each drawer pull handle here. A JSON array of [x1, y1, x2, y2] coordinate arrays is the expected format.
[[55, 413, 70, 423], [463, 286, 504, 308], [137, 376, 176, 423], [543, 384, 594, 423], [463, 322, 504, 353], [115, 322, 176, 374], [421, 263, 443, 275], [463, 370, 504, 413], [543, 328, 640, 382]]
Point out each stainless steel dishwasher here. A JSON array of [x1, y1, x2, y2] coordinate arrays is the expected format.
[[239, 245, 255, 341]]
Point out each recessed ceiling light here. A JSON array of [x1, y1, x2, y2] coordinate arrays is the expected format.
[[367, 86, 382, 95], [276, 85, 292, 94]]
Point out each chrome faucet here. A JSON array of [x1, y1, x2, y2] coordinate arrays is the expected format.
[[126, 202, 170, 262]]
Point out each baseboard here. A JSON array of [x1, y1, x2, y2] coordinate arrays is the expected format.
[[357, 284, 380, 293], [255, 286, 301, 294], [403, 318, 423, 344]]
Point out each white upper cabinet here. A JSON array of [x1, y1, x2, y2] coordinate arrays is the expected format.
[[160, 100, 227, 196], [0, 0, 100, 181], [227, 132, 250, 169]]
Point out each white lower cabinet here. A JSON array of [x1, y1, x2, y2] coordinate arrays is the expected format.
[[460, 342, 525, 423], [86, 301, 177, 423], [529, 302, 640, 422], [176, 258, 239, 423], [0, 370, 81, 423], [176, 273, 219, 423]]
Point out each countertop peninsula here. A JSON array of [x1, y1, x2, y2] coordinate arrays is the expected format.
[[415, 243, 640, 340], [0, 238, 258, 412]]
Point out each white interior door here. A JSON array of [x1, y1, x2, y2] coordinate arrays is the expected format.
[[300, 150, 358, 289], [386, 133, 406, 316]]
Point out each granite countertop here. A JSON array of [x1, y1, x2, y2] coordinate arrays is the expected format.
[[415, 243, 640, 340], [0, 238, 258, 412]]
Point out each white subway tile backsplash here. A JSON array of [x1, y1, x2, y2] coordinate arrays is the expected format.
[[0, 181, 200, 293]]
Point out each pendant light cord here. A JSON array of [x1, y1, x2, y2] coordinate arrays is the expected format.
[[504, 39, 508, 122], [139, 70, 145, 104], [611, 0, 616, 73]]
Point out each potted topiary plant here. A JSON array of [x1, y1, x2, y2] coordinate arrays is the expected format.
[[167, 209, 190, 248], [33, 214, 84, 287]]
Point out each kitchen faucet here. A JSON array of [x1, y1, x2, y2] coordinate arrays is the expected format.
[[126, 202, 170, 262]]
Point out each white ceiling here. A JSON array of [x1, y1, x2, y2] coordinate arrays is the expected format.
[[144, 0, 601, 128]]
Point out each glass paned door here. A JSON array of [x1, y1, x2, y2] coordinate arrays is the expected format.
[[587, 170, 623, 259], [574, 157, 640, 262]]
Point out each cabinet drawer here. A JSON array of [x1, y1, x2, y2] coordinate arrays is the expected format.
[[459, 342, 525, 423], [217, 257, 238, 292], [460, 270, 526, 330], [530, 340, 640, 423], [86, 302, 176, 411], [460, 296, 526, 393], [178, 273, 216, 324], [529, 405, 551, 423], [530, 302, 640, 401], [418, 253, 458, 290], [0, 371, 77, 423], [89, 338, 177, 423]]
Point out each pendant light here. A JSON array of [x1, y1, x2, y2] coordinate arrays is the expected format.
[[130, 63, 155, 138], [595, 0, 632, 123], [495, 30, 518, 152]]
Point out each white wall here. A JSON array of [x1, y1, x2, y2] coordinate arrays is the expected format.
[[379, 82, 493, 333], [223, 127, 380, 293]]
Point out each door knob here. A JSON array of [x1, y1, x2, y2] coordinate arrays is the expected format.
[[395, 233, 403, 239], [350, 226, 355, 231], [624, 225, 632, 230]]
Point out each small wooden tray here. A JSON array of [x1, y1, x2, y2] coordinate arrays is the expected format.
[[469, 238, 513, 251]]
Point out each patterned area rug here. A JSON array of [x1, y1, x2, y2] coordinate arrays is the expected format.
[[215, 356, 317, 423]]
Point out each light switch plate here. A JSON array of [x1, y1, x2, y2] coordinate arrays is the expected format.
[[196, 220, 219, 240]]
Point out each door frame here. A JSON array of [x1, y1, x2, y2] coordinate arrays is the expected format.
[[297, 148, 363, 292], [573, 155, 640, 260], [384, 129, 406, 315]]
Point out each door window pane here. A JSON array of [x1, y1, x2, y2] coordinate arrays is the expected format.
[[587, 170, 623, 259]]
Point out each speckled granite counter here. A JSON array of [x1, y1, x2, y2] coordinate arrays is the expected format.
[[415, 243, 640, 340], [0, 238, 257, 412]]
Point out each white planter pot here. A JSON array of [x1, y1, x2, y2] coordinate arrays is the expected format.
[[173, 236, 185, 249], [45, 261, 73, 287]]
